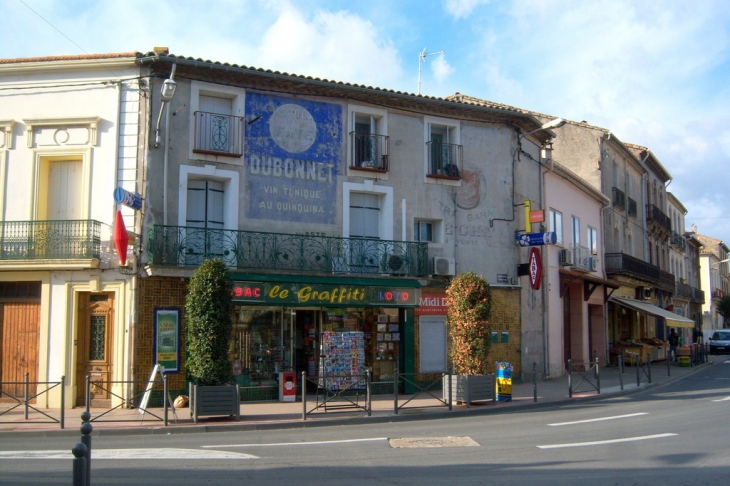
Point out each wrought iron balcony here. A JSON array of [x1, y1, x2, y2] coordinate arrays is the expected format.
[[712, 288, 725, 299], [691, 287, 705, 304], [627, 197, 638, 218], [147, 225, 429, 277], [193, 111, 244, 157], [675, 281, 692, 299], [426, 141, 462, 179], [605, 252, 660, 283], [670, 232, 687, 252], [657, 269, 675, 292], [350, 132, 389, 171], [612, 187, 626, 210], [646, 204, 671, 235], [0, 220, 101, 260], [571, 245, 595, 272]]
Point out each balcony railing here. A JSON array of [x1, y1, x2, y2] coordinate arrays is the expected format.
[[675, 281, 692, 299], [605, 252, 659, 283], [193, 111, 244, 157], [670, 232, 687, 252], [147, 225, 429, 277], [691, 287, 705, 304], [350, 132, 389, 171], [571, 245, 595, 272], [657, 269, 675, 292], [627, 197, 637, 218], [426, 141, 462, 179], [712, 288, 725, 299], [646, 204, 671, 234], [0, 220, 101, 260], [612, 187, 626, 210]]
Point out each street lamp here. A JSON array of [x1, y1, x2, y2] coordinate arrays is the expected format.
[[523, 117, 567, 138]]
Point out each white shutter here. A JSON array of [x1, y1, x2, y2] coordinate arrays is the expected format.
[[349, 193, 380, 239], [47, 159, 83, 219], [200, 95, 232, 115]]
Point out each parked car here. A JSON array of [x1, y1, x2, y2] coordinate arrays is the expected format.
[[709, 330, 730, 355]]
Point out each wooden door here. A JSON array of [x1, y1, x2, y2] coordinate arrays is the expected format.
[[0, 302, 40, 401], [76, 293, 114, 407]]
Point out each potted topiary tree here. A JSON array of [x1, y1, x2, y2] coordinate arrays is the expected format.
[[186, 258, 240, 422], [443, 271, 495, 404]]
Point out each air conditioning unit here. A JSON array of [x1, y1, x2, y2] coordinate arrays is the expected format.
[[433, 257, 456, 276], [559, 249, 573, 266], [588, 257, 597, 272]]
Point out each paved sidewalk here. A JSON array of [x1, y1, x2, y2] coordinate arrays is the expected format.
[[1, 356, 722, 438]]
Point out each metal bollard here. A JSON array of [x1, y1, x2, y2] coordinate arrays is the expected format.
[[163, 374, 168, 427], [394, 368, 399, 415], [533, 362, 537, 402], [72, 442, 88, 486], [24, 372, 29, 420], [80, 411, 92, 486], [618, 354, 624, 390], [301, 371, 307, 422], [596, 356, 601, 394], [568, 359, 573, 398], [366, 369, 372, 417]]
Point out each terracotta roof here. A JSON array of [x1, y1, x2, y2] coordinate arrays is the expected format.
[[0, 52, 139, 65]]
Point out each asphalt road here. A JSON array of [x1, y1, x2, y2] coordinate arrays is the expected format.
[[2, 358, 729, 485]]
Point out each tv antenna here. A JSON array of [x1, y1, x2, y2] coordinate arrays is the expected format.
[[418, 47, 444, 95]]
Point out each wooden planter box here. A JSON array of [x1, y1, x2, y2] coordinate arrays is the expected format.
[[442, 374, 495, 405], [189, 383, 240, 422]]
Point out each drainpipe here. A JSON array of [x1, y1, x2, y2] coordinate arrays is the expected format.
[[540, 153, 551, 378]]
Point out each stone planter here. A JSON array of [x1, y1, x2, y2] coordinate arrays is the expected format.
[[189, 383, 240, 422], [443, 374, 495, 405]]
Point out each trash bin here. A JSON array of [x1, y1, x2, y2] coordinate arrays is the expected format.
[[679, 356, 690, 367], [279, 372, 296, 402]]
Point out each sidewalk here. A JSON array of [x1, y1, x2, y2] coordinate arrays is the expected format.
[[1, 356, 721, 438]]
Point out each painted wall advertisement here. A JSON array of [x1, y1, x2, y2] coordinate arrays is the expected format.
[[154, 308, 180, 373], [245, 92, 342, 224]]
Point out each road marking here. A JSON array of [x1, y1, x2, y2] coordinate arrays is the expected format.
[[537, 433, 676, 449], [203, 437, 388, 448], [548, 412, 648, 426], [711, 396, 730, 402], [0, 448, 258, 460]]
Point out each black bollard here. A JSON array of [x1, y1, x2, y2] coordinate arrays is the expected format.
[[72, 442, 87, 486], [80, 411, 92, 485], [533, 362, 537, 402]]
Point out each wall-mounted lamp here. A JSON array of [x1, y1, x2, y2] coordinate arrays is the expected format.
[[522, 117, 567, 138]]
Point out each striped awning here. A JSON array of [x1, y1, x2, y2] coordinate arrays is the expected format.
[[611, 297, 696, 328]]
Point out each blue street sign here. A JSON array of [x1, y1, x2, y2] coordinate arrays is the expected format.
[[114, 187, 143, 211], [516, 231, 557, 247]]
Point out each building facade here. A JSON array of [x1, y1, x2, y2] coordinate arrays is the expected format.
[[0, 53, 144, 408]]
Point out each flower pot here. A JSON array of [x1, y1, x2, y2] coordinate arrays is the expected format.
[[189, 383, 240, 422], [443, 374, 495, 405]]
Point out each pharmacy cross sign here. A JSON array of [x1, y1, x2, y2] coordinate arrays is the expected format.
[[529, 247, 542, 290]]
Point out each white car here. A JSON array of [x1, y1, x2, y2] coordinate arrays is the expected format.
[[709, 330, 730, 355]]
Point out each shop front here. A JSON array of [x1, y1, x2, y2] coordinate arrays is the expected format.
[[229, 274, 421, 400]]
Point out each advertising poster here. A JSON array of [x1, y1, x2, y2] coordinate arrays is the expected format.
[[245, 92, 342, 224], [495, 361, 513, 402], [154, 308, 180, 372]]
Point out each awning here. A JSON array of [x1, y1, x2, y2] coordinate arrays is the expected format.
[[611, 297, 695, 328]]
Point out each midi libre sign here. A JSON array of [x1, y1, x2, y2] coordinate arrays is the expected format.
[[232, 281, 419, 307]]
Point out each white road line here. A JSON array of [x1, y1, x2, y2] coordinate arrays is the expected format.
[[711, 396, 730, 402], [0, 448, 258, 460], [548, 412, 648, 426], [202, 437, 389, 448], [537, 433, 676, 449]]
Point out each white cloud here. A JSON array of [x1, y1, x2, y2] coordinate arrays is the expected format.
[[443, 0, 493, 20], [430, 55, 454, 84]]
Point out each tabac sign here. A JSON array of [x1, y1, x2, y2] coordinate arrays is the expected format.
[[528, 247, 542, 290], [232, 281, 420, 307]]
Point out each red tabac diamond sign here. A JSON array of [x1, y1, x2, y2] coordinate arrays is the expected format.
[[113, 210, 129, 265], [528, 247, 542, 290]]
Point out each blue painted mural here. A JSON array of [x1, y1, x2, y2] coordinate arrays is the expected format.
[[245, 93, 342, 224]]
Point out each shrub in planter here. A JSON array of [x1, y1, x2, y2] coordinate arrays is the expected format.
[[444, 272, 494, 403], [186, 258, 234, 386]]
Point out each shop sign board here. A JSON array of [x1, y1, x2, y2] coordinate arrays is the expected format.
[[529, 247, 542, 290], [415, 293, 447, 315], [232, 281, 419, 307], [154, 308, 180, 373], [495, 361, 513, 402], [516, 231, 556, 247]]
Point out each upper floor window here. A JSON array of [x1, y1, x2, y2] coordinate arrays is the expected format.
[[189, 81, 245, 161], [348, 105, 388, 171], [588, 226, 598, 255], [425, 116, 461, 180], [414, 220, 434, 243], [549, 209, 563, 245], [571, 216, 581, 247]]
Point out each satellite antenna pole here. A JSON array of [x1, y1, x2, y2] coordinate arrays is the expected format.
[[418, 47, 444, 94]]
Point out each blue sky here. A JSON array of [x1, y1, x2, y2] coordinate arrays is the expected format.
[[4, 0, 730, 245]]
